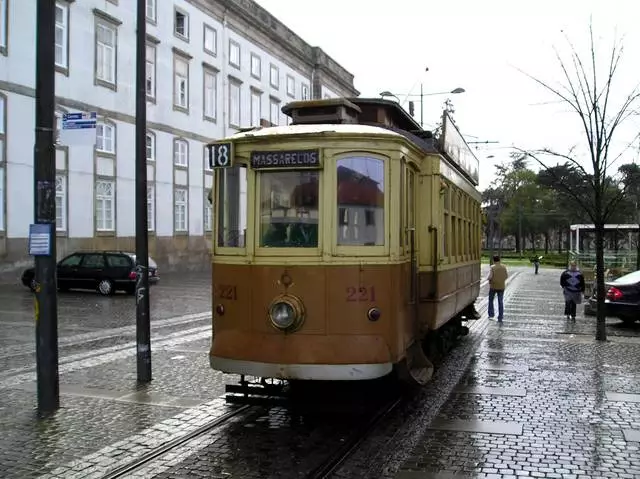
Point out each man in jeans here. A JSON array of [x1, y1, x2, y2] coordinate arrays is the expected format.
[[488, 255, 508, 322]]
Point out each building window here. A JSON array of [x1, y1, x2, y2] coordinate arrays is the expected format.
[[174, 139, 188, 167], [146, 0, 156, 22], [174, 9, 189, 40], [55, 3, 69, 69], [269, 64, 279, 89], [301, 84, 310, 100], [269, 97, 280, 126], [95, 21, 117, 87], [174, 188, 188, 232], [174, 56, 189, 110], [203, 69, 217, 121], [250, 53, 261, 79], [336, 156, 385, 246], [204, 190, 212, 232], [203, 24, 216, 55], [96, 122, 115, 153], [147, 185, 155, 231], [55, 175, 67, 231], [146, 132, 155, 161], [146, 44, 156, 99], [229, 40, 240, 69], [0, 0, 7, 54], [250, 90, 261, 127], [229, 81, 241, 128], [286, 75, 295, 98], [95, 180, 115, 231]]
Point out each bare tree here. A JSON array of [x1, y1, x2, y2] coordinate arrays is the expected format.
[[516, 23, 640, 341]]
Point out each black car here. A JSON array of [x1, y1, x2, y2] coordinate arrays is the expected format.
[[588, 270, 640, 324], [21, 251, 159, 296]]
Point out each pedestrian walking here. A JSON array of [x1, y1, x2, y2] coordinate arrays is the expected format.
[[531, 256, 541, 274], [488, 255, 508, 322], [560, 261, 585, 321]]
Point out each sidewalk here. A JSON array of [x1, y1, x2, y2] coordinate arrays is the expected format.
[[395, 268, 640, 479]]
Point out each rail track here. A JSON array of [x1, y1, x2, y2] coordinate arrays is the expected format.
[[306, 395, 404, 479], [101, 404, 254, 479]]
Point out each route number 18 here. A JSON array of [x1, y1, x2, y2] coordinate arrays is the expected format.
[[208, 142, 234, 168]]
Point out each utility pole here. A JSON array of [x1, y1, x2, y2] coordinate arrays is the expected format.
[[33, 0, 59, 415], [420, 83, 424, 128], [135, 0, 151, 382]]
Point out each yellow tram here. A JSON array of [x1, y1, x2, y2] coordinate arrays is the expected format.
[[206, 98, 482, 390]]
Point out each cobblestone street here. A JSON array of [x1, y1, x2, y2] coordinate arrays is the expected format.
[[0, 266, 638, 478]]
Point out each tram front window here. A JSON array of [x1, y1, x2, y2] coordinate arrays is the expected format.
[[259, 171, 320, 248]]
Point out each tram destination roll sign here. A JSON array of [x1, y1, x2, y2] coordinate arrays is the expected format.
[[250, 149, 320, 169]]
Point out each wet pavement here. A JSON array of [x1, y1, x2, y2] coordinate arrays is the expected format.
[[0, 265, 638, 478]]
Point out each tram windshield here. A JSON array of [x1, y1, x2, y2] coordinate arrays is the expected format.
[[259, 171, 320, 248]]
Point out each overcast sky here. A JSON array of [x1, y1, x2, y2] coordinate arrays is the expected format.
[[255, 0, 640, 190]]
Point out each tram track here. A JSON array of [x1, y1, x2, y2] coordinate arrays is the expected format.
[[305, 395, 404, 479], [100, 404, 255, 479]]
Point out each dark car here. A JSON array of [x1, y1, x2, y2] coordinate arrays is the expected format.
[[21, 251, 159, 296], [588, 270, 640, 324]]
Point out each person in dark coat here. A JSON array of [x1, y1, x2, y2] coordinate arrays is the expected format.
[[560, 261, 585, 321]]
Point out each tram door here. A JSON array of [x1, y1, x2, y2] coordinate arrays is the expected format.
[[406, 167, 418, 322]]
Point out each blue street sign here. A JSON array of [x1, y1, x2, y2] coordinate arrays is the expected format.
[[28, 224, 52, 256], [62, 111, 97, 131]]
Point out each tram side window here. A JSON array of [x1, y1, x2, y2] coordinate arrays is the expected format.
[[336, 156, 385, 246], [217, 166, 248, 248], [259, 171, 319, 248]]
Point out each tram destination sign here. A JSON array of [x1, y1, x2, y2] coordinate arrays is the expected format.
[[250, 149, 320, 169], [439, 111, 480, 185]]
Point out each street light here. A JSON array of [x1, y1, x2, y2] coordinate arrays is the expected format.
[[379, 87, 466, 127]]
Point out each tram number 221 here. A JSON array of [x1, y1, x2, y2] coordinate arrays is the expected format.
[[346, 286, 376, 302], [214, 284, 238, 300]]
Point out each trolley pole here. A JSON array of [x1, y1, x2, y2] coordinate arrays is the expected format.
[[34, 0, 59, 415], [135, 0, 152, 383]]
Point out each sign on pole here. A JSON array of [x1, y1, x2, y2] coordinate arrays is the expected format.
[[59, 112, 97, 146]]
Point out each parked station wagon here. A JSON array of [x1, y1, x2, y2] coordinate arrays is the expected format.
[[21, 251, 159, 296]]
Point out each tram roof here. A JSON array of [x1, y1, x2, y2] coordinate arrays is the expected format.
[[224, 123, 406, 140], [570, 224, 639, 231]]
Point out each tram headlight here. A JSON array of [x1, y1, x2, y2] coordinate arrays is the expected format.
[[268, 294, 305, 332]]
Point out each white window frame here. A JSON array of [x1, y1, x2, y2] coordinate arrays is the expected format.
[[250, 53, 261, 79], [146, 44, 156, 99], [146, 131, 155, 161], [286, 75, 295, 98], [250, 90, 261, 127], [0, 0, 7, 54], [229, 40, 240, 69], [55, 174, 67, 232], [301, 84, 310, 100], [174, 56, 189, 110], [269, 64, 279, 89], [147, 184, 155, 232], [203, 69, 217, 121], [95, 179, 115, 232], [204, 190, 212, 232], [146, 0, 156, 23], [203, 24, 217, 56], [269, 97, 280, 126], [229, 81, 241, 128], [174, 188, 188, 232], [174, 8, 189, 40], [95, 20, 117, 87], [174, 139, 188, 167], [96, 122, 116, 154], [203, 146, 212, 172], [55, 2, 69, 69]]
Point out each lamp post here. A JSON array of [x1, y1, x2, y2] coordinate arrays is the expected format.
[[379, 87, 466, 127]]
